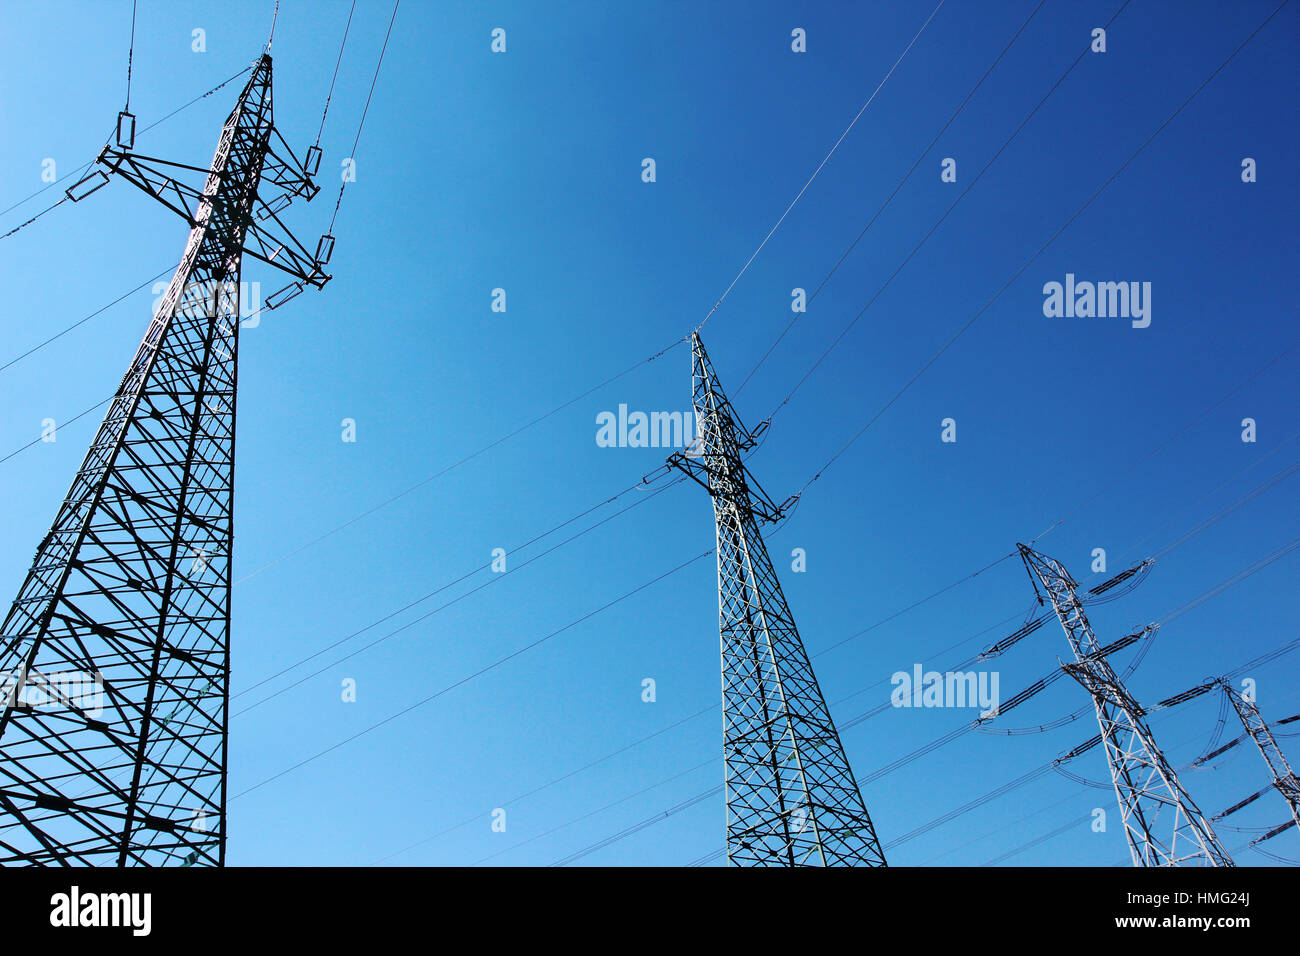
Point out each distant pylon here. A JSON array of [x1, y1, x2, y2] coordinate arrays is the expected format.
[[668, 332, 886, 867], [1217, 679, 1300, 835], [0, 54, 328, 866], [1017, 544, 1233, 866]]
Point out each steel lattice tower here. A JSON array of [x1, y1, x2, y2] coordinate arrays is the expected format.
[[669, 333, 886, 867], [0, 54, 327, 866], [1218, 680, 1300, 834], [1018, 544, 1233, 866]]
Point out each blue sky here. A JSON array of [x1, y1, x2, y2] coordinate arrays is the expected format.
[[1, 0, 1297, 866]]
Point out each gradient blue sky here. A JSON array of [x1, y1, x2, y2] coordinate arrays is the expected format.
[[1, 0, 1297, 866]]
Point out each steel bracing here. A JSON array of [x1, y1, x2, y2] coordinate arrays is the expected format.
[[1219, 680, 1300, 835], [1017, 544, 1233, 867], [0, 54, 326, 866], [669, 333, 886, 867]]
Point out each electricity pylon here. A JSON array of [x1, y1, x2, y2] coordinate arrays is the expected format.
[[1218, 679, 1300, 834], [668, 332, 886, 867], [0, 54, 328, 866], [1017, 544, 1233, 866]]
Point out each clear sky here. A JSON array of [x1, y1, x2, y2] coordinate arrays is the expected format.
[[0, 0, 1297, 867]]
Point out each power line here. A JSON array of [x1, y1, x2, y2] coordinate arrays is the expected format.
[[771, 0, 1285, 508], [364, 415, 1299, 863], [19, 316, 1298, 820], [734, 0, 1049, 394], [1117, 429, 1300, 562], [376, 601, 1028, 866], [229, 547, 715, 801], [756, 0, 1134, 435], [328, 0, 399, 233], [0, 65, 252, 221], [1151, 458, 1300, 563], [367, 700, 719, 865], [0, 298, 283, 466], [366, 495, 1286, 867], [0, 0, 1095, 587], [230, 338, 682, 585], [916, 787, 1086, 865], [472, 757, 717, 867], [231, 477, 687, 713], [695, 0, 947, 335], [266, 0, 280, 53], [227, 0, 954, 582], [702, 648, 1300, 867], [540, 537, 1300, 866], [124, 0, 138, 111], [0, 194, 70, 241], [7, 1, 1289, 868], [215, 397, 1300, 857], [0, 267, 172, 375], [989, 684, 1300, 866], [221, 332, 1300, 721], [0, 397, 113, 465], [1036, 343, 1300, 544], [315, 0, 358, 147]]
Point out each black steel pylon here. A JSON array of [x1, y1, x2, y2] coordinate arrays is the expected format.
[[0, 54, 328, 866], [669, 332, 886, 866]]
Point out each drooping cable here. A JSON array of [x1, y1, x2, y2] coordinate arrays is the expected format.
[[694, 0, 947, 336], [327, 0, 399, 233], [315, 0, 358, 148]]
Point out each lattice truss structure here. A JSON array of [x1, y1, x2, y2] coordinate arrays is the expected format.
[[0, 54, 327, 866], [1220, 680, 1300, 835], [1018, 545, 1233, 867], [670, 333, 886, 867]]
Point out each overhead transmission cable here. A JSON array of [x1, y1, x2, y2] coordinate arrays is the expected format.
[[229, 546, 716, 801], [371, 499, 1295, 865], [752, 0, 1133, 437], [775, 0, 1287, 507], [166, 0, 1265, 580], [61, 478, 693, 809], [1118, 430, 1300, 562], [693, 0, 946, 335], [266, 0, 279, 52], [125, 0, 137, 112], [734, 0, 1049, 394], [315, 0, 357, 149], [327, 0, 398, 234], [338, 408, 1300, 864], [228, 345, 680, 585], [7, 0, 947, 567], [0, 296, 285, 464], [0, 0, 1116, 613], [990, 684, 1300, 866], [231, 477, 689, 713], [7, 2, 1293, 863], [20, 313, 1300, 793], [689, 644, 1300, 867], [543, 545, 1300, 866], [0, 65, 252, 225], [0, 267, 173, 375], [253, 0, 1289, 863]]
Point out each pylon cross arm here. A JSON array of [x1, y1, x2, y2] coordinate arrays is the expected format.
[[98, 130, 329, 289]]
